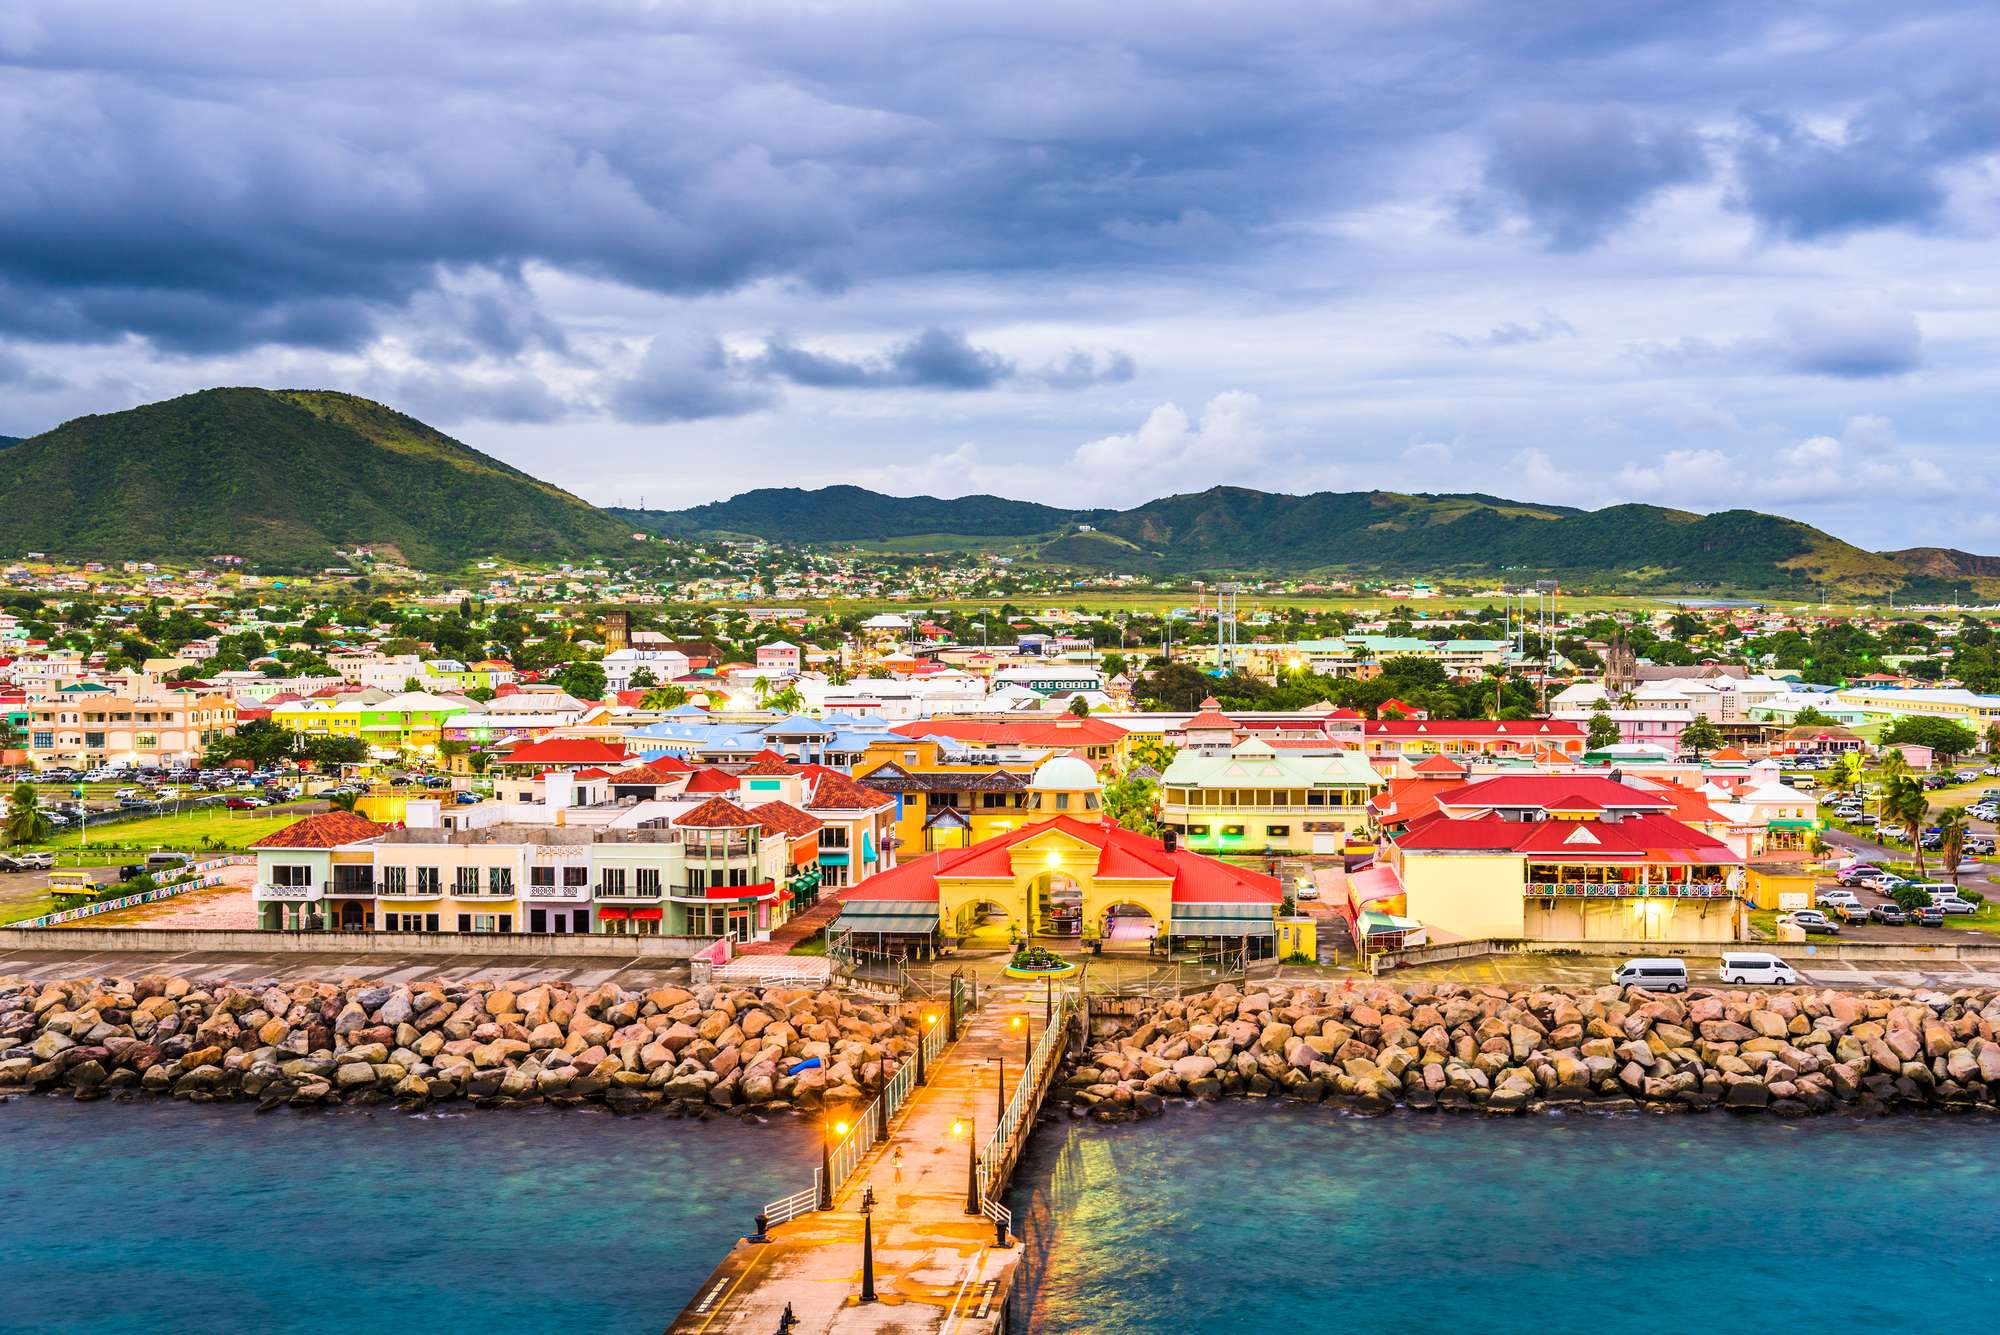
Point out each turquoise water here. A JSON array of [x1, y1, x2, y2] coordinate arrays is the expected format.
[[1006, 1104, 2000, 1334], [10, 1097, 1998, 1334], [0, 1098, 815, 1335]]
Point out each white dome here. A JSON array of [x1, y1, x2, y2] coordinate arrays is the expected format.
[[1030, 756, 1098, 791]]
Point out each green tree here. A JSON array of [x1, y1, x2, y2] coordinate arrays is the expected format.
[[205, 718, 298, 768], [1585, 710, 1620, 751], [1101, 773, 1159, 836], [1828, 753, 1862, 800], [1986, 722, 2000, 756], [1679, 715, 1723, 758], [641, 685, 689, 710], [326, 790, 362, 814], [629, 666, 658, 689], [1127, 736, 1180, 775], [1099, 652, 1128, 679], [764, 684, 804, 715], [554, 660, 608, 701], [1882, 716, 1978, 764], [1792, 705, 1833, 727], [5, 781, 52, 846], [1067, 695, 1091, 717]]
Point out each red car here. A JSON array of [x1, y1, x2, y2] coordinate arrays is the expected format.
[[223, 796, 262, 810]]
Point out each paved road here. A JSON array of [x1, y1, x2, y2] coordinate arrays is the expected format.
[[1391, 952, 2000, 990]]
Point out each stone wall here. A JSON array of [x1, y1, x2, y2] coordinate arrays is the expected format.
[[0, 973, 912, 1113], [1068, 980, 2000, 1118], [0, 928, 714, 959]]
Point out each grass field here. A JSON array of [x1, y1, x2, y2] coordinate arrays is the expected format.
[[30, 807, 304, 854]]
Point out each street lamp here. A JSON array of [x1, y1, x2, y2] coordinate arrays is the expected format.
[[859, 1184, 877, 1304], [918, 1011, 937, 1086], [955, 1118, 979, 1215], [819, 1115, 849, 1210], [1013, 1012, 1029, 1070], [995, 1055, 1005, 1122]]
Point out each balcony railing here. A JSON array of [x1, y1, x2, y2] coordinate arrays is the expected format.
[[1526, 881, 1733, 899], [526, 882, 591, 899], [327, 878, 375, 897], [258, 882, 321, 899], [595, 883, 666, 900]]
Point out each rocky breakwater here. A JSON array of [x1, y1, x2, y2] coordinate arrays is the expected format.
[[0, 975, 914, 1115], [1068, 982, 2000, 1119]]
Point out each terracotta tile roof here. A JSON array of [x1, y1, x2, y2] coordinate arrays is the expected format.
[[608, 758, 694, 785], [672, 796, 762, 829], [801, 766, 897, 811], [747, 799, 823, 838], [740, 754, 805, 776], [252, 810, 387, 849]]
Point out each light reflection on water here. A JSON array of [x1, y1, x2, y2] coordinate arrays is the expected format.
[[1005, 1102, 2000, 1334]]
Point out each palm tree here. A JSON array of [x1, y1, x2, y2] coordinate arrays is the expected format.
[[1875, 749, 1911, 822], [1884, 776, 1930, 877], [326, 791, 362, 814], [765, 684, 804, 715], [1829, 753, 1862, 801], [641, 685, 688, 710], [1936, 806, 1971, 886], [5, 781, 53, 847]]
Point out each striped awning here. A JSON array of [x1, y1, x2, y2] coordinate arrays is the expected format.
[[834, 898, 940, 936], [1168, 903, 1277, 937]]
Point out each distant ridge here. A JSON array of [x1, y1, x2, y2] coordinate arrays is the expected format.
[[622, 483, 1997, 597]]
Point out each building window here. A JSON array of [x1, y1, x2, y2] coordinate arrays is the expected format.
[[636, 867, 661, 894], [382, 866, 407, 894], [602, 868, 627, 894], [563, 866, 588, 886], [1267, 825, 1290, 837], [417, 866, 441, 895], [272, 864, 313, 887], [488, 867, 513, 895], [530, 866, 555, 887], [454, 868, 479, 895]]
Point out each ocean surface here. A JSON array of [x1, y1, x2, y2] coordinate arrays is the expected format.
[[0, 1097, 816, 1335], [9, 1096, 1999, 1334], [1005, 1102, 2000, 1335]]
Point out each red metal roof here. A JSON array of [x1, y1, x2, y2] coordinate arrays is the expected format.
[[1365, 720, 1584, 738], [842, 816, 1280, 906], [681, 767, 742, 794], [1395, 811, 1738, 863], [498, 736, 631, 766], [889, 716, 1129, 746], [1436, 774, 1675, 814]]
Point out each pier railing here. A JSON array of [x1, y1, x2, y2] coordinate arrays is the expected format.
[[757, 1000, 960, 1228], [977, 985, 1078, 1211]]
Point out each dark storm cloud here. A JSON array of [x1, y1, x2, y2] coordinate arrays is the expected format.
[[1465, 108, 1708, 251], [751, 330, 1133, 391], [1730, 93, 2000, 241], [607, 336, 778, 424]]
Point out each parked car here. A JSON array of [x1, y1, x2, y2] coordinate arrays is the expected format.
[[12, 851, 54, 871], [1912, 905, 1948, 927], [222, 796, 264, 810], [1835, 866, 1880, 887], [1720, 952, 1799, 985], [1613, 958, 1689, 993], [1849, 813, 1879, 826], [1781, 909, 1841, 935], [1833, 902, 1873, 924], [1872, 902, 1910, 926], [453, 791, 483, 805], [1819, 887, 1862, 909]]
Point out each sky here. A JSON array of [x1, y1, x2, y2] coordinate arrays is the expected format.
[[2, 1, 1998, 550]]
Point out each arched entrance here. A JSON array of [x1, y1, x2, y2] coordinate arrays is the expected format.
[[1028, 870, 1083, 938], [1098, 900, 1158, 949], [952, 898, 1017, 948]]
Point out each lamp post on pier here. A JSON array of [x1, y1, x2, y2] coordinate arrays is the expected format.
[[819, 1115, 849, 1210], [859, 1184, 877, 1304], [955, 1118, 979, 1215]]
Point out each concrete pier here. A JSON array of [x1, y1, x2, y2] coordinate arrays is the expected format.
[[667, 983, 1063, 1334]]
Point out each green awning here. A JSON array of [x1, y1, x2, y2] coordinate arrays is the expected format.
[[1767, 818, 1819, 830], [834, 911, 939, 935], [1358, 911, 1422, 936], [1169, 904, 1277, 938]]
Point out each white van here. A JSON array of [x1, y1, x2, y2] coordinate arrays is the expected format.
[[1918, 885, 1978, 914], [1719, 952, 1799, 985], [1613, 958, 1689, 993]]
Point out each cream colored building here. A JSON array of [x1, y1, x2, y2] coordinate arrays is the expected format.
[[27, 689, 236, 767]]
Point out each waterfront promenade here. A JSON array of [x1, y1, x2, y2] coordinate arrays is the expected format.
[[667, 981, 1054, 1334]]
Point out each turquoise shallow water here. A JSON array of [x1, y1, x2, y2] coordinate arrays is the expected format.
[[9, 1097, 1998, 1334], [1005, 1103, 2000, 1335], [0, 1098, 816, 1335]]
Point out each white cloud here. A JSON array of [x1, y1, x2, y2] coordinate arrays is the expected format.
[[1613, 417, 1955, 511], [1069, 391, 1266, 500]]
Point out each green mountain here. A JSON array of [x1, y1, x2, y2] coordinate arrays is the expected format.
[[637, 483, 1988, 596], [615, 485, 1101, 542], [0, 435, 22, 450], [0, 388, 632, 568]]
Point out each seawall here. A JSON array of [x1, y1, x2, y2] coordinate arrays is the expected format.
[[1068, 980, 2000, 1118]]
